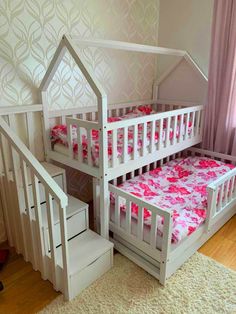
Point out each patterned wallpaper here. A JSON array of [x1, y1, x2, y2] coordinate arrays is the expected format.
[[0, 0, 159, 109], [0, 0, 159, 241]]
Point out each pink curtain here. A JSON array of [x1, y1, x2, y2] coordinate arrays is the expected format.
[[203, 0, 236, 155]]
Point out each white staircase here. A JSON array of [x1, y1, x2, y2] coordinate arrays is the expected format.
[[28, 194, 88, 253], [0, 117, 113, 301]]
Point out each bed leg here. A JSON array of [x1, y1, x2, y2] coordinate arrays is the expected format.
[[93, 177, 100, 232], [159, 261, 167, 286], [99, 178, 109, 240]]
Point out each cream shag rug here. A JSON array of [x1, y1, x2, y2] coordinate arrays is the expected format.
[[40, 253, 236, 314]]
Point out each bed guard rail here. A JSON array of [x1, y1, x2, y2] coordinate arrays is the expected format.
[[107, 105, 203, 167], [65, 104, 204, 178], [206, 167, 236, 230], [109, 183, 173, 264]]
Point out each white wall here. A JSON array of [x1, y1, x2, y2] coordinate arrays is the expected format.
[[158, 0, 214, 77]]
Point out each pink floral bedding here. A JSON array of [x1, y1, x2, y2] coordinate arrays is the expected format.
[[51, 105, 192, 165], [110, 157, 235, 244]]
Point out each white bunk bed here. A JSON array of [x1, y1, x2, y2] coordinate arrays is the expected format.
[[40, 35, 207, 238], [39, 35, 236, 285]]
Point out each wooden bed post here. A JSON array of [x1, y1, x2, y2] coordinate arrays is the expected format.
[[40, 34, 110, 240], [92, 177, 100, 232], [39, 38, 67, 162], [98, 94, 109, 240]]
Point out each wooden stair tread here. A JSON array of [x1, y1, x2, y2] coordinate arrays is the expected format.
[[54, 230, 113, 275], [30, 195, 87, 227], [40, 162, 65, 178]]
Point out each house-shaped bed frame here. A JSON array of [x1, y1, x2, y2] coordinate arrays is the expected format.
[[40, 34, 208, 240], [1, 35, 236, 301]]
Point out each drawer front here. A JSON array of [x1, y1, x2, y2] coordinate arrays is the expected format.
[[70, 249, 112, 299], [20, 174, 64, 210], [44, 209, 87, 252]]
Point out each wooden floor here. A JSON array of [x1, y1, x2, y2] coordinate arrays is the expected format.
[[199, 214, 236, 270], [0, 215, 235, 314]]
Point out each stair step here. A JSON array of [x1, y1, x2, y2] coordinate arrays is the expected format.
[[54, 229, 113, 275], [30, 195, 88, 227], [24, 195, 88, 253], [18, 174, 64, 210], [47, 230, 113, 300], [41, 162, 65, 178], [9, 161, 66, 208]]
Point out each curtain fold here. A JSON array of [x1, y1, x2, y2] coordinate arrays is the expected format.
[[203, 0, 236, 155]]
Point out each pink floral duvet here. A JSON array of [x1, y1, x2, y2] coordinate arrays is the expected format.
[[51, 105, 192, 165], [110, 157, 235, 244]]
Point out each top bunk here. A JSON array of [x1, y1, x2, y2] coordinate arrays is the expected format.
[[40, 35, 208, 180]]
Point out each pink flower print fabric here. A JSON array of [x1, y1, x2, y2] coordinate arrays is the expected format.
[[110, 157, 235, 244]]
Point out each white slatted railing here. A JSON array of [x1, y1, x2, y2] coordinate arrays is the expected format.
[[66, 117, 100, 169], [64, 105, 203, 175], [108, 105, 203, 168], [207, 168, 236, 229], [0, 104, 44, 162], [179, 147, 236, 231], [0, 117, 70, 299], [109, 183, 173, 265]]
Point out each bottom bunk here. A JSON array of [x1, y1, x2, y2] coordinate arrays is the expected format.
[[94, 147, 236, 284]]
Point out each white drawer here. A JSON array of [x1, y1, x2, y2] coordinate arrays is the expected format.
[[70, 248, 113, 299], [44, 208, 87, 252]]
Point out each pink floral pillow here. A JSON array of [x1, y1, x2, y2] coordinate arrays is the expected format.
[[118, 105, 156, 120], [136, 105, 155, 115]]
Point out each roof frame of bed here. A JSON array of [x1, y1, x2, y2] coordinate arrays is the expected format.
[[40, 34, 208, 127]]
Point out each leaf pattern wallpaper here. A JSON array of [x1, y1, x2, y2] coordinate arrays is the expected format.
[[0, 0, 159, 241]]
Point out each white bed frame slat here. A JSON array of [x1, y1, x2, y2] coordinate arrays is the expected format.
[[112, 130, 118, 168], [137, 207, 143, 241], [125, 200, 131, 234], [157, 118, 163, 150], [133, 124, 138, 160], [87, 129, 92, 166], [0, 134, 14, 246], [9, 146, 26, 257], [31, 172, 47, 279], [142, 122, 147, 156], [150, 214, 158, 249], [45, 193, 58, 291], [184, 112, 190, 141], [179, 114, 184, 143], [172, 115, 178, 146], [123, 126, 128, 163], [26, 112, 35, 155]]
